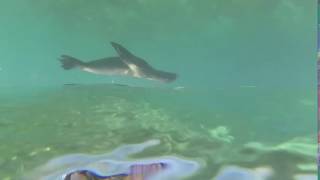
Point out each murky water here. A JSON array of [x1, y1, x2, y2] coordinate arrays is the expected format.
[[0, 0, 316, 179]]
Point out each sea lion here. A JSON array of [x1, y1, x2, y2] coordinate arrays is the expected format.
[[59, 42, 177, 83]]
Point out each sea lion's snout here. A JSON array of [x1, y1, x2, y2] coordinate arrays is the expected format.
[[161, 72, 178, 83], [168, 73, 178, 82]]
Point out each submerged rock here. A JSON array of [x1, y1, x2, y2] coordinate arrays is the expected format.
[[214, 166, 273, 180], [293, 174, 317, 180], [208, 126, 234, 143], [233, 137, 317, 179]]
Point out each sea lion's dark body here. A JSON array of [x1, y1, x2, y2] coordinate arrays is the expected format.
[[60, 42, 177, 83], [81, 57, 130, 75]]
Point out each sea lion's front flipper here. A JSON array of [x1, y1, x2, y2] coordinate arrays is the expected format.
[[111, 42, 136, 60], [110, 42, 150, 68]]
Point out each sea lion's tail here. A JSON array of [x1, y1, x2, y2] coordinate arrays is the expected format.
[[59, 55, 85, 70]]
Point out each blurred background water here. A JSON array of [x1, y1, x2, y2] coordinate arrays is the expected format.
[[0, 0, 317, 179]]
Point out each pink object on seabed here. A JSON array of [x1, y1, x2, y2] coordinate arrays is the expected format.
[[26, 140, 200, 180], [64, 162, 167, 180]]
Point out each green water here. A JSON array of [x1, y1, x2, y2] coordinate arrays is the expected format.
[[0, 0, 317, 179]]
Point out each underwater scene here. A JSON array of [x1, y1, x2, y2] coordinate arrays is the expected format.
[[0, 0, 317, 180]]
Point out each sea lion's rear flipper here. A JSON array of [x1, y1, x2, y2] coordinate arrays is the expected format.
[[110, 42, 150, 68], [59, 55, 85, 70]]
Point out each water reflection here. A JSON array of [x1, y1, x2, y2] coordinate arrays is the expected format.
[[26, 140, 200, 180]]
